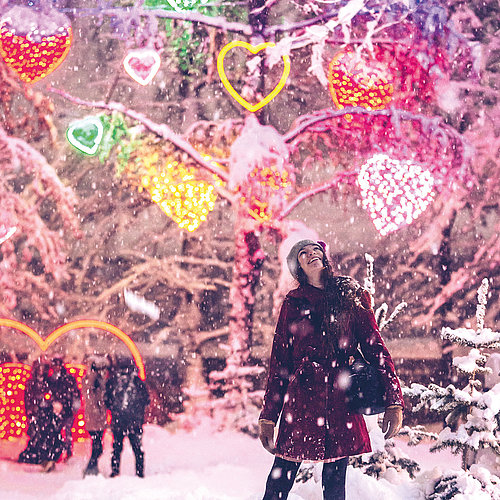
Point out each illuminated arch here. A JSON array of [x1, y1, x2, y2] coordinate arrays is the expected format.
[[0, 319, 145, 380]]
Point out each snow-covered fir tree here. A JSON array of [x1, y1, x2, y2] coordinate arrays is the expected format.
[[404, 278, 500, 498]]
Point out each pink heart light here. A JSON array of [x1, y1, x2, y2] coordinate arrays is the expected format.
[[358, 154, 435, 236], [123, 48, 161, 86]]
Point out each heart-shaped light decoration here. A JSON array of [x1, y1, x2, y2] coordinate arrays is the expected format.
[[217, 41, 291, 112], [66, 116, 104, 155], [123, 48, 161, 86], [139, 154, 222, 232], [328, 50, 393, 116], [0, 362, 88, 442], [0, 319, 145, 380], [241, 165, 293, 222], [0, 5, 72, 84], [163, 0, 209, 11], [357, 154, 435, 236]]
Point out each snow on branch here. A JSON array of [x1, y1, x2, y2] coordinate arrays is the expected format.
[[362, 252, 407, 330], [453, 349, 490, 377], [441, 278, 500, 349], [399, 425, 438, 446], [0, 126, 80, 318]]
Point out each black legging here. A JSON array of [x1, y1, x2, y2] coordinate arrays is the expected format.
[[263, 456, 348, 500], [85, 430, 104, 471], [111, 422, 144, 477]]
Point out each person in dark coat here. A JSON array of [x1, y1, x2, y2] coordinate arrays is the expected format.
[[105, 358, 150, 478], [82, 356, 110, 476], [18, 358, 64, 472], [47, 357, 82, 460], [258, 240, 404, 500]]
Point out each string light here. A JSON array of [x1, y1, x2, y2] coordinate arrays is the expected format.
[[328, 50, 393, 118], [0, 363, 87, 442], [66, 364, 87, 443], [0, 5, 72, 84], [357, 154, 435, 236], [138, 153, 222, 232]]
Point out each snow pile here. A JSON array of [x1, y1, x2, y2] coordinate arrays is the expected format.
[[0, 421, 480, 500]]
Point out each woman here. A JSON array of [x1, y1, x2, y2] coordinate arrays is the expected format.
[[82, 356, 110, 476], [258, 240, 404, 500]]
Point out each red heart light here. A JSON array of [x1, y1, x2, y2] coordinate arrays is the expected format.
[[0, 363, 32, 439], [328, 50, 393, 116], [0, 362, 88, 442], [357, 154, 435, 236], [0, 5, 72, 84]]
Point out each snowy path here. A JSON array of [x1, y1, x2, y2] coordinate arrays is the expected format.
[[0, 424, 461, 500]]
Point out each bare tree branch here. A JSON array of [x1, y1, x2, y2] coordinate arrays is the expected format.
[[49, 87, 237, 203], [264, 11, 338, 36], [276, 170, 358, 220], [284, 106, 470, 149], [67, 6, 252, 35]]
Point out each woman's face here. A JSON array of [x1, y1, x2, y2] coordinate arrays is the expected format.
[[297, 244, 325, 281]]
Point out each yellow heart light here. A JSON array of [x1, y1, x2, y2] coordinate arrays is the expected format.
[[217, 41, 291, 112]]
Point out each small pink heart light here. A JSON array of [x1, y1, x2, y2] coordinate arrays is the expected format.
[[123, 48, 161, 86], [358, 154, 435, 236]]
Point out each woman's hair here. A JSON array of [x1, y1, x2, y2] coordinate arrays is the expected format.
[[295, 249, 357, 313]]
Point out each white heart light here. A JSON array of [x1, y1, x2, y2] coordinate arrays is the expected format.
[[358, 154, 435, 236], [123, 48, 161, 86]]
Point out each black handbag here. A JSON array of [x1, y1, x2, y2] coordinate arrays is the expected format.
[[344, 350, 387, 415]]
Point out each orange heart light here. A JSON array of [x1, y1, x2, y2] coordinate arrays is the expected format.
[[241, 165, 293, 222], [0, 319, 145, 380], [217, 41, 291, 112], [328, 50, 393, 117]]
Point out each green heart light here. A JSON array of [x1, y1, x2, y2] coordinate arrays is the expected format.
[[66, 116, 104, 155]]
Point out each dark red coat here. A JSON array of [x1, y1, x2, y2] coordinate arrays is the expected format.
[[260, 278, 404, 463]]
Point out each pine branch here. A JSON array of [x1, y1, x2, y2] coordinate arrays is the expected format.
[[399, 425, 439, 445]]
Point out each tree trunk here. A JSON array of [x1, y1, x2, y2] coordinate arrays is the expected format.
[[226, 214, 265, 375]]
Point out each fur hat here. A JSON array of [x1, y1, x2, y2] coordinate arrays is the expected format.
[[286, 239, 326, 280]]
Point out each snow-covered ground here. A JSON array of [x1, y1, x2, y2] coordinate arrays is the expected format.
[[0, 421, 476, 500]]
